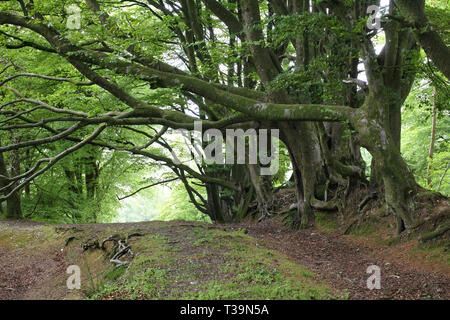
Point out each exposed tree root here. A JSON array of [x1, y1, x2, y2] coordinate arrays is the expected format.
[[420, 221, 450, 243], [65, 236, 76, 246], [257, 204, 272, 223], [343, 218, 360, 235], [82, 239, 100, 251], [81, 233, 145, 266], [109, 239, 133, 266], [358, 191, 378, 212]]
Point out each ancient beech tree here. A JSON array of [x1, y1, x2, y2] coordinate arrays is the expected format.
[[0, 0, 448, 232]]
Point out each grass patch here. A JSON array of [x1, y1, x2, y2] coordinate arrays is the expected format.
[[315, 212, 340, 232], [411, 242, 450, 266], [88, 225, 339, 300], [349, 217, 378, 237]]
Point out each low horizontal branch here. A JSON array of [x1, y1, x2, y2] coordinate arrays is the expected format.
[[117, 177, 179, 200], [0, 73, 93, 87]]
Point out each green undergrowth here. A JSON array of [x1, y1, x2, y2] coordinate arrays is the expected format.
[[88, 226, 339, 300], [314, 212, 340, 232], [412, 242, 450, 266], [0, 224, 61, 250]]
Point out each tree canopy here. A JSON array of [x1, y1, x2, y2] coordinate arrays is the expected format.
[[0, 0, 448, 235]]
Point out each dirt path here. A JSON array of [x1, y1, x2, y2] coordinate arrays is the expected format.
[[0, 246, 66, 299], [232, 217, 449, 300], [0, 220, 66, 300], [0, 218, 448, 300]]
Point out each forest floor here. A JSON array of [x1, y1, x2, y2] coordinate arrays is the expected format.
[[232, 216, 449, 299], [0, 215, 448, 300]]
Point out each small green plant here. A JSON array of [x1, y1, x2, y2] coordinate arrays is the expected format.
[[104, 266, 127, 281]]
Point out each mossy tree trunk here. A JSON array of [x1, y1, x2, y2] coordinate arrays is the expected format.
[[353, 91, 419, 233]]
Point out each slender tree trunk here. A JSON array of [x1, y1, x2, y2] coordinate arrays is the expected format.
[[0, 139, 22, 219], [24, 149, 31, 197], [5, 189, 22, 219], [205, 182, 226, 222], [427, 86, 437, 186], [247, 163, 273, 220], [85, 153, 99, 200]]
